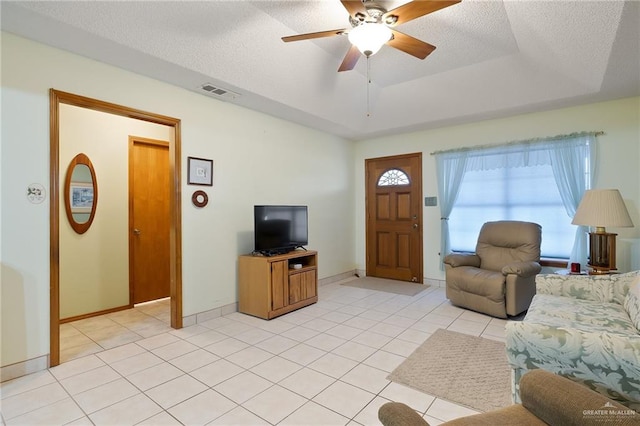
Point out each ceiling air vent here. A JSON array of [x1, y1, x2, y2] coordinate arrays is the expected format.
[[199, 83, 240, 100]]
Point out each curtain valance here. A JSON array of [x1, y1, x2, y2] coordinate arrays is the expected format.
[[431, 131, 602, 172]]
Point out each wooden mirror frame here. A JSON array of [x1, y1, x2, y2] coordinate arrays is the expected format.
[[63, 153, 98, 234]]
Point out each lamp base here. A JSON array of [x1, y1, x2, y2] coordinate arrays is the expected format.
[[587, 231, 617, 274]]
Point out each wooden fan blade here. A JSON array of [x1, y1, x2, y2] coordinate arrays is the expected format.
[[388, 30, 436, 59], [282, 29, 346, 42], [383, 0, 460, 26], [340, 0, 367, 19], [338, 45, 361, 72]]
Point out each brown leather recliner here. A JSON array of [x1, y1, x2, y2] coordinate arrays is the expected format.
[[378, 369, 640, 426], [443, 221, 542, 318]]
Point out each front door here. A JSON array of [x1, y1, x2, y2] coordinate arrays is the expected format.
[[366, 153, 423, 282], [129, 137, 170, 304]]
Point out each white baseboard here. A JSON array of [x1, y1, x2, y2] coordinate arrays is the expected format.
[[1, 354, 49, 383]]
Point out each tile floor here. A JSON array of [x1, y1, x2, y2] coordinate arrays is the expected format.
[[1, 279, 512, 426]]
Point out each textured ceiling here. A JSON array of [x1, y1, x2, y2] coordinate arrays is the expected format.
[[2, 1, 639, 140]]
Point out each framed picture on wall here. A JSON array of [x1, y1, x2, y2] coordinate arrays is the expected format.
[[187, 156, 213, 186], [70, 182, 94, 213]]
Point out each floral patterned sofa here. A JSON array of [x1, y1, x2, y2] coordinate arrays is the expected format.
[[505, 270, 640, 411]]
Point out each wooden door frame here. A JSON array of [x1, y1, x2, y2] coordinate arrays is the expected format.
[[49, 89, 183, 367], [365, 152, 423, 281]]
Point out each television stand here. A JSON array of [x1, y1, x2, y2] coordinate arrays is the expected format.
[[238, 250, 318, 319]]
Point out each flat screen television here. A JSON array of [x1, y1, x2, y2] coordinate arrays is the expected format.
[[254, 205, 308, 255]]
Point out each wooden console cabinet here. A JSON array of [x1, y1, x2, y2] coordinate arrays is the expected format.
[[238, 250, 318, 320]]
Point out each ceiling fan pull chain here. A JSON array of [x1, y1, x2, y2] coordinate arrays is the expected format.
[[367, 56, 371, 117]]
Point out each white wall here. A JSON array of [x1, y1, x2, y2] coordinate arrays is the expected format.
[[1, 33, 355, 367], [354, 97, 640, 281]]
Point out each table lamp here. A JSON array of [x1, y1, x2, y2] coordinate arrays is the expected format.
[[572, 189, 634, 274]]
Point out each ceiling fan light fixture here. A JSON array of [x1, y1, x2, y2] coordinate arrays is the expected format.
[[348, 23, 392, 57]]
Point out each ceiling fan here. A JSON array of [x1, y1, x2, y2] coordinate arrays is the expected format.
[[282, 0, 461, 72]]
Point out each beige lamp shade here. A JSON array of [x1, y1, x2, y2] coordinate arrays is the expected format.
[[572, 189, 634, 231]]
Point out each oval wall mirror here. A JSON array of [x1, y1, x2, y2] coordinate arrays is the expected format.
[[64, 153, 98, 234]]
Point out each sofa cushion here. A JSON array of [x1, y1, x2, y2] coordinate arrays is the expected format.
[[624, 276, 640, 332], [525, 294, 637, 336]]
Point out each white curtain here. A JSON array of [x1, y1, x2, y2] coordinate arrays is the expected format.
[[433, 132, 598, 267], [435, 151, 468, 269], [548, 135, 597, 266]]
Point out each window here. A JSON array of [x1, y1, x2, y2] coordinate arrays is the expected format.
[[434, 132, 597, 266], [378, 168, 410, 186], [449, 164, 575, 258]]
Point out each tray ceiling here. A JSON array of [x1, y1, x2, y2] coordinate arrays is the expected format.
[[2, 1, 638, 140]]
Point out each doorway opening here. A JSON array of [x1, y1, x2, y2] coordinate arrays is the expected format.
[[50, 89, 183, 367]]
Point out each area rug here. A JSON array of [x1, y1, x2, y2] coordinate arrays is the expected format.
[[387, 328, 511, 412], [341, 277, 429, 296]]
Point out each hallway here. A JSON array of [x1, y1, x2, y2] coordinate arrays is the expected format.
[[60, 299, 171, 363]]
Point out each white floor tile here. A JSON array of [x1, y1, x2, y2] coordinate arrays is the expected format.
[[89, 393, 162, 426], [185, 329, 229, 347], [213, 371, 273, 404], [5, 397, 84, 426], [243, 385, 307, 424], [49, 355, 105, 381], [73, 378, 140, 414], [225, 346, 274, 369], [190, 359, 245, 387], [204, 337, 250, 357], [254, 334, 299, 355], [151, 340, 199, 361], [331, 341, 377, 362], [145, 374, 208, 409], [352, 395, 392, 426], [1, 382, 69, 420], [59, 365, 120, 396], [126, 363, 184, 391], [95, 342, 147, 364], [362, 350, 405, 373], [304, 333, 347, 352], [0, 370, 56, 399], [136, 410, 183, 425], [109, 352, 164, 376], [280, 401, 350, 426], [426, 398, 480, 422], [280, 343, 326, 366], [250, 356, 302, 383], [340, 363, 390, 394], [208, 406, 271, 425], [379, 382, 435, 413], [168, 348, 219, 372], [168, 389, 236, 425], [313, 381, 376, 419], [279, 368, 336, 399], [308, 353, 358, 379]]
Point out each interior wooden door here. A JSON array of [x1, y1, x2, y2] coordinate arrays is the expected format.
[[366, 153, 423, 282], [130, 137, 170, 304]]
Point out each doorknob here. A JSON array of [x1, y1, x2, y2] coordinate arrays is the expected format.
[[133, 229, 141, 235], [413, 223, 419, 229]]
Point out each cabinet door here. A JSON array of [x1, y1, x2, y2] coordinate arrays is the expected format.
[[290, 270, 316, 303], [302, 270, 316, 299], [271, 261, 288, 310], [289, 272, 302, 304]]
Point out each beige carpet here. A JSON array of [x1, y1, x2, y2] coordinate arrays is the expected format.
[[341, 277, 429, 296], [387, 328, 512, 413]]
